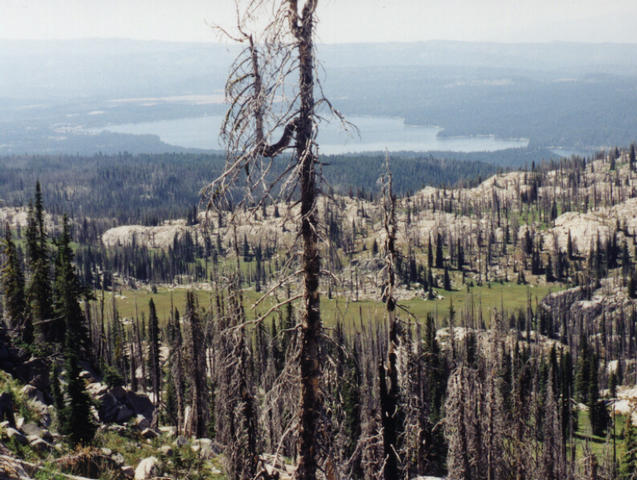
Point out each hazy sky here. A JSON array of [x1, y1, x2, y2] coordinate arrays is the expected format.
[[3, 0, 637, 44]]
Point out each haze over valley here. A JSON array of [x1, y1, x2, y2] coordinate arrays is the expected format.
[[2, 39, 637, 161]]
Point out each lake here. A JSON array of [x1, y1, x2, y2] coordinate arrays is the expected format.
[[99, 115, 528, 154]]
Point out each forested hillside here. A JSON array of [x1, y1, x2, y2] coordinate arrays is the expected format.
[[0, 152, 501, 223], [1, 144, 637, 478]]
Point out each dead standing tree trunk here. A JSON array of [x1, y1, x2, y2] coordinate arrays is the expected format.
[[205, 1, 351, 476], [378, 156, 404, 479], [204, 1, 350, 478], [289, 2, 322, 479]]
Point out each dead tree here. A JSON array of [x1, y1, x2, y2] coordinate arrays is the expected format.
[[205, 1, 348, 478], [217, 226, 259, 480], [378, 156, 404, 479]]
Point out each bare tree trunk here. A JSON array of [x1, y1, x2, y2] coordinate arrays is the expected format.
[[293, 2, 322, 478], [379, 157, 403, 480], [209, 1, 344, 475]]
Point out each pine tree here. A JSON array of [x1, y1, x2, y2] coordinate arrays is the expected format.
[[435, 232, 444, 268], [421, 313, 448, 474], [50, 364, 64, 413], [546, 255, 555, 282], [53, 216, 89, 353], [587, 352, 609, 437], [550, 200, 558, 221], [26, 183, 55, 343], [443, 266, 452, 290], [184, 291, 207, 437], [340, 352, 361, 462], [59, 343, 96, 445], [567, 229, 574, 259], [629, 269, 637, 299], [1, 226, 30, 342], [623, 415, 637, 479], [148, 298, 161, 426], [56, 218, 95, 445], [576, 334, 592, 403], [457, 239, 465, 270]]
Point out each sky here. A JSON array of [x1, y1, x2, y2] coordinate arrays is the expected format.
[[2, 0, 637, 44]]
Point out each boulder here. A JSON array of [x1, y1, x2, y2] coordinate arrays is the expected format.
[[125, 392, 154, 420], [158, 426, 176, 437], [20, 385, 45, 404], [4, 427, 26, 445], [30, 400, 51, 427], [140, 427, 159, 440], [134, 456, 162, 480], [12, 358, 50, 395], [97, 386, 154, 426], [86, 382, 109, 397], [57, 448, 119, 477], [121, 465, 135, 478], [21, 422, 52, 442], [190, 438, 220, 459], [106, 424, 127, 435], [28, 435, 54, 453], [79, 370, 98, 383], [116, 406, 136, 424], [132, 414, 150, 430], [21, 422, 40, 437], [173, 436, 188, 448], [158, 445, 173, 457], [0, 454, 31, 480]]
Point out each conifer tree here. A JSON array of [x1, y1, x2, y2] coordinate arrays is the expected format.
[[567, 230, 574, 260], [443, 266, 452, 290], [1, 226, 30, 342], [56, 216, 95, 445], [148, 298, 161, 425], [587, 351, 609, 437], [623, 415, 637, 479], [184, 291, 207, 437], [59, 342, 96, 445], [50, 364, 64, 414], [436, 232, 444, 268], [628, 269, 637, 299], [26, 183, 55, 343], [54, 216, 89, 353], [421, 313, 448, 475]]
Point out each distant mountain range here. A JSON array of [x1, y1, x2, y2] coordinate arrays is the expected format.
[[1, 39, 637, 158]]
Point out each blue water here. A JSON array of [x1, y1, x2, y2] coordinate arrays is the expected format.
[[100, 115, 529, 154]]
